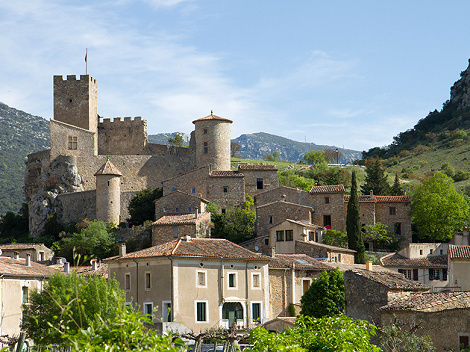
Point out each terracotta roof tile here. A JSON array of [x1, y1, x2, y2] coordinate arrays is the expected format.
[[209, 170, 244, 177], [153, 212, 210, 225], [284, 219, 323, 229], [0, 243, 49, 250], [192, 114, 233, 124], [94, 159, 122, 176], [155, 190, 209, 204], [108, 238, 270, 261], [269, 254, 334, 271], [0, 257, 58, 277], [381, 253, 448, 268], [238, 164, 277, 170], [449, 244, 470, 259], [344, 195, 410, 202], [310, 185, 345, 194], [380, 291, 470, 312], [295, 240, 356, 253], [348, 269, 429, 291]]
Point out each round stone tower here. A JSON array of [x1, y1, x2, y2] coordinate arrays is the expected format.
[[192, 112, 233, 171], [94, 158, 122, 224]]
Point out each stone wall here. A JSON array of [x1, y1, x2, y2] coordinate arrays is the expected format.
[[207, 175, 245, 210], [155, 193, 207, 220], [242, 169, 279, 198], [163, 166, 210, 197], [58, 190, 96, 224], [269, 269, 291, 318], [310, 192, 345, 230], [295, 241, 355, 264], [98, 117, 147, 155], [50, 119, 97, 159], [255, 186, 313, 208], [194, 119, 231, 171]]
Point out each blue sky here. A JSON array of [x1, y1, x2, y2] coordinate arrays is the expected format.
[[1, 1, 470, 151]]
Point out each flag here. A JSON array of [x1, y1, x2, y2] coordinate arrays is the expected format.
[[85, 50, 87, 63]]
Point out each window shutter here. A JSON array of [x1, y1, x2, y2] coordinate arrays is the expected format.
[[429, 268, 434, 281], [443, 268, 448, 281], [413, 269, 418, 281]]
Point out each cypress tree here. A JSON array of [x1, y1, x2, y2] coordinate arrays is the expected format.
[[390, 173, 404, 196], [347, 171, 365, 263], [361, 159, 391, 195]]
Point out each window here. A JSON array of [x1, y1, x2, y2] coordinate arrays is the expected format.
[[285, 230, 293, 241], [276, 230, 284, 242], [252, 273, 261, 288], [302, 279, 310, 294], [394, 222, 402, 236], [192, 187, 196, 194], [68, 135, 78, 150], [173, 226, 178, 238], [162, 301, 172, 322], [257, 178, 264, 190], [203, 128, 208, 134], [398, 269, 412, 280], [429, 268, 440, 281], [22, 286, 29, 304], [252, 303, 261, 322], [419, 249, 423, 255], [228, 273, 237, 288], [264, 238, 269, 246], [172, 188, 177, 192], [188, 207, 192, 212], [443, 268, 448, 281], [413, 269, 418, 281], [175, 208, 179, 213], [221, 208, 226, 214], [324, 197, 330, 204], [203, 142, 208, 154], [460, 335, 469, 349], [125, 274, 131, 290], [389, 207, 396, 215], [196, 301, 207, 322], [144, 302, 153, 317], [145, 272, 151, 290], [223, 186, 229, 193], [323, 215, 331, 228], [268, 215, 273, 224], [430, 249, 433, 254], [197, 271, 206, 287], [39, 252, 44, 261]]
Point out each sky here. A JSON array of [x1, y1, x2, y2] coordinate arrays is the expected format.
[[1, 1, 470, 152]]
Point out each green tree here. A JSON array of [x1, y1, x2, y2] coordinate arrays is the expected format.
[[322, 230, 348, 248], [231, 142, 242, 157], [58, 220, 117, 262], [411, 172, 469, 241], [21, 272, 125, 346], [168, 133, 184, 147], [208, 197, 256, 244], [300, 269, 344, 318], [379, 322, 435, 352], [361, 158, 391, 195], [303, 150, 327, 167], [246, 315, 380, 352], [347, 171, 365, 263], [264, 151, 280, 162], [0, 202, 29, 238], [363, 222, 399, 250], [127, 187, 163, 225], [324, 148, 342, 164], [390, 173, 404, 196]]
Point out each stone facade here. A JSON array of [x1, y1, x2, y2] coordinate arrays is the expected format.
[[295, 241, 355, 264], [152, 212, 211, 245], [238, 164, 279, 197], [154, 191, 208, 220]]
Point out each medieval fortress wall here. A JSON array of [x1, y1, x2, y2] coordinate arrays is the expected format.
[[25, 74, 231, 236]]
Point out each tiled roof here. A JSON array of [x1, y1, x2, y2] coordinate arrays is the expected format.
[[381, 253, 448, 268], [0, 257, 58, 277], [380, 291, 470, 312], [295, 240, 356, 253], [449, 244, 470, 259], [269, 254, 333, 271], [284, 219, 323, 229], [334, 263, 393, 272], [348, 269, 429, 291], [108, 238, 270, 261], [310, 184, 345, 194], [94, 159, 122, 176], [49, 262, 108, 278], [209, 170, 244, 177], [344, 195, 410, 202], [0, 243, 48, 250], [192, 114, 233, 124], [153, 212, 210, 225], [238, 164, 277, 170], [256, 199, 314, 211], [154, 190, 209, 204]]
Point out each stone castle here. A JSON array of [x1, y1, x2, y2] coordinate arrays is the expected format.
[[25, 74, 277, 236]]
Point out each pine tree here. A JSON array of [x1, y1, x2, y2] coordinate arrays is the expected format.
[[390, 173, 404, 196], [361, 159, 391, 195], [347, 171, 365, 263]]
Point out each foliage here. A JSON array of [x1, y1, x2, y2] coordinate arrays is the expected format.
[[379, 322, 435, 352], [303, 150, 327, 167], [363, 223, 399, 250], [168, 133, 184, 147], [231, 142, 242, 157], [0, 202, 29, 238], [208, 197, 256, 243], [246, 315, 380, 352], [361, 159, 391, 195], [264, 151, 281, 162], [127, 187, 163, 225], [324, 148, 342, 164], [278, 172, 316, 191], [322, 229, 348, 248], [57, 220, 117, 262], [300, 269, 344, 318], [21, 272, 125, 346], [287, 304, 297, 317], [390, 173, 404, 196], [411, 172, 469, 241], [279, 167, 351, 190], [346, 171, 365, 263]]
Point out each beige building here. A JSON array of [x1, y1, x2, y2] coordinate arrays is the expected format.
[[0, 243, 53, 263], [106, 238, 271, 333], [0, 255, 58, 341], [448, 244, 470, 291]]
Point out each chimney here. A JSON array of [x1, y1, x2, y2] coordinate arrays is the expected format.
[[91, 259, 98, 271], [119, 243, 126, 257], [271, 247, 276, 258], [370, 190, 374, 200], [56, 257, 66, 265], [365, 261, 373, 271], [13, 252, 19, 260], [195, 207, 199, 219], [184, 235, 191, 242], [25, 253, 31, 267], [64, 262, 70, 273]]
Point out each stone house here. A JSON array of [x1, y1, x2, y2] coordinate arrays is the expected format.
[[380, 243, 449, 291], [380, 291, 470, 351], [294, 241, 355, 264], [344, 268, 429, 327], [236, 164, 279, 196], [152, 212, 211, 246], [448, 244, 470, 291], [268, 219, 324, 254], [0, 255, 58, 342], [106, 238, 270, 334], [268, 253, 333, 318], [154, 190, 209, 220], [309, 185, 346, 230], [0, 243, 53, 263]]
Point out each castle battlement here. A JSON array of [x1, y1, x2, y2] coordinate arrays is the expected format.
[[53, 75, 97, 84], [99, 116, 145, 128]]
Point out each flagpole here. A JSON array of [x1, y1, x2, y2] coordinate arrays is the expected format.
[[85, 48, 88, 75]]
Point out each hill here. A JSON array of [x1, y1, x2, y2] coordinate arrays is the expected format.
[[0, 103, 49, 215]]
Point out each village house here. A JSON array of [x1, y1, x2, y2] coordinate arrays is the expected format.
[[0, 243, 53, 263], [380, 291, 470, 351], [448, 244, 470, 291], [106, 238, 271, 334]]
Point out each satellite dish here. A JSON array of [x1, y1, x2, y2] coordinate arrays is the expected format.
[[254, 246, 259, 251]]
